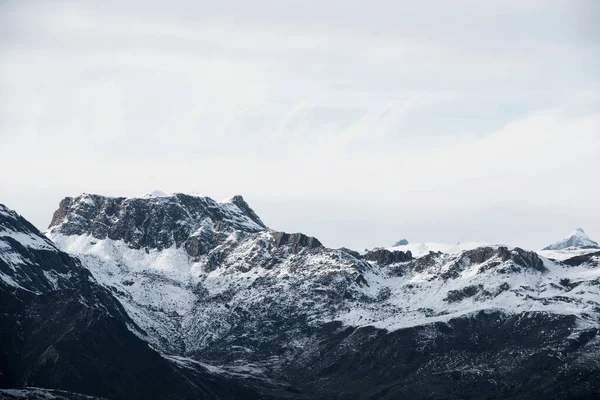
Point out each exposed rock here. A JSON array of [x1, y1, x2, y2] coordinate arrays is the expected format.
[[441, 246, 546, 279], [337, 247, 362, 259], [393, 239, 409, 246], [271, 232, 323, 252], [562, 251, 600, 267], [47, 193, 266, 253], [364, 248, 412, 265], [444, 284, 483, 303], [0, 204, 268, 400], [38, 193, 600, 400]]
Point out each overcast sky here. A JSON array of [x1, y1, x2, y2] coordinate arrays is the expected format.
[[1, 0, 599, 251]]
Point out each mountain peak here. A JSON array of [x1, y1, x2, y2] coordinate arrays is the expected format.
[[47, 192, 267, 251], [543, 228, 600, 251]]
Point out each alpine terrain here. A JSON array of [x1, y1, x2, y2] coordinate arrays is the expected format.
[[2, 192, 600, 399]]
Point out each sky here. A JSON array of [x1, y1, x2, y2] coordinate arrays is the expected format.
[[1, 0, 599, 251]]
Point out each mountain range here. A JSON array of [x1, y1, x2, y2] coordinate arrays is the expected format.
[[1, 192, 599, 399]]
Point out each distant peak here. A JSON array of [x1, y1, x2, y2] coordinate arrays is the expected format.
[[567, 228, 590, 239], [543, 228, 599, 251], [393, 239, 409, 247]]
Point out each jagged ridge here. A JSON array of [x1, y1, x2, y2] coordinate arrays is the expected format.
[[39, 193, 600, 399]]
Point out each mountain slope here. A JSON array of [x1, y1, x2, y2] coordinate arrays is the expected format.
[[45, 193, 600, 399], [0, 203, 274, 399]]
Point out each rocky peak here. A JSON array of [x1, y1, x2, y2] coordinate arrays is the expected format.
[[441, 246, 546, 279], [543, 228, 600, 251], [393, 239, 409, 246], [227, 194, 265, 229], [47, 193, 267, 251], [364, 248, 413, 265], [271, 231, 323, 253]]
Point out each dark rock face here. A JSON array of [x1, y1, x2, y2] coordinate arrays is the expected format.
[[0, 204, 266, 400], [562, 251, 600, 267], [37, 194, 600, 399], [290, 312, 600, 399], [48, 193, 266, 255], [441, 247, 546, 279], [364, 249, 412, 265], [444, 285, 483, 303], [195, 311, 600, 400], [272, 232, 323, 252], [337, 247, 362, 259]]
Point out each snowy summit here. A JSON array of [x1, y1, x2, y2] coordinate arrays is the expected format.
[[542, 228, 600, 251]]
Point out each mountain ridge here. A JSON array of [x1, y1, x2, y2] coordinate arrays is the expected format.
[[3, 193, 600, 399], [41, 192, 600, 398], [0, 202, 283, 399]]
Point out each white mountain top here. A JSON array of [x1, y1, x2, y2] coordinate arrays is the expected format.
[[142, 189, 171, 198], [542, 228, 600, 251], [387, 241, 490, 258]]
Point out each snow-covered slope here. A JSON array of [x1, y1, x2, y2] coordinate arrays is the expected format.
[[46, 194, 600, 350], [543, 228, 600, 251], [1, 202, 288, 399]]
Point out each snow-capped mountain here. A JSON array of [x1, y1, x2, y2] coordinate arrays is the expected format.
[[539, 228, 600, 263], [0, 203, 274, 400], [543, 228, 600, 251], [39, 192, 600, 399]]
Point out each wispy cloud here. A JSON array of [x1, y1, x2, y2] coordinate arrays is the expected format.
[[0, 0, 598, 249]]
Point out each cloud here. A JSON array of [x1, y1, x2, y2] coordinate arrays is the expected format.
[[0, 0, 598, 250]]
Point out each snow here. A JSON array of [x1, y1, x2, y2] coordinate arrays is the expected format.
[[48, 223, 600, 359], [0, 206, 55, 252], [43, 194, 600, 361], [0, 231, 55, 251], [543, 228, 600, 251], [77, 194, 97, 206], [538, 247, 600, 261], [337, 252, 600, 332], [0, 270, 29, 290], [142, 189, 172, 198], [387, 241, 490, 257], [0, 208, 56, 268], [165, 355, 277, 383]]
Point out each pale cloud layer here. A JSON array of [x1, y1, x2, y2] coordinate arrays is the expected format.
[[1, 0, 599, 250]]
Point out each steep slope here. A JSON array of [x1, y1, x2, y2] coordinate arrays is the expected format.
[[46, 193, 600, 399], [0, 204, 273, 399]]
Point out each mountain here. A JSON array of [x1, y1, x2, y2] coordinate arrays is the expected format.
[[387, 241, 489, 258], [393, 239, 409, 246], [0, 203, 276, 399], [41, 192, 600, 399], [543, 228, 600, 251]]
